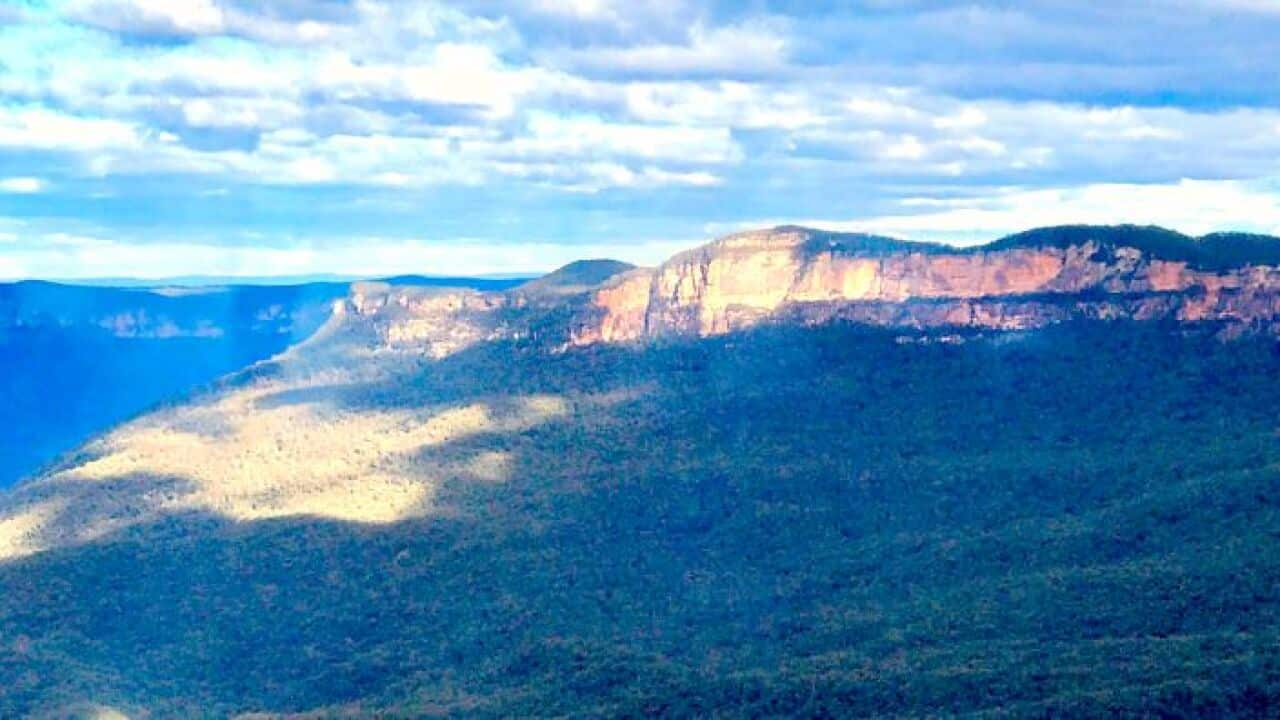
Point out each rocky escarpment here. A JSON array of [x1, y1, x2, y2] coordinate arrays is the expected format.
[[570, 225, 1280, 343], [333, 225, 1280, 356]]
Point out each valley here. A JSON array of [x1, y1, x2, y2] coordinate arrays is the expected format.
[[0, 226, 1278, 717], [0, 276, 526, 488]]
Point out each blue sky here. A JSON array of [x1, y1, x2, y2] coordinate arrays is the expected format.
[[3, 0, 1280, 278]]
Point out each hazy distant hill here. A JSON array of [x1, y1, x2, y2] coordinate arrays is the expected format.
[[513, 259, 637, 300], [0, 275, 528, 488], [0, 226, 1278, 717]]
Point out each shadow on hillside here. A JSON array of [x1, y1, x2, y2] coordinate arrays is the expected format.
[[0, 472, 204, 557], [1, 322, 1279, 717], [252, 336, 660, 414]]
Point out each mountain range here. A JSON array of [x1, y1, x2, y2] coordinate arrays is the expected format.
[[0, 225, 1278, 717]]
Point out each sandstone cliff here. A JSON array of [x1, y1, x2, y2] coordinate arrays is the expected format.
[[335, 225, 1280, 355], [572, 225, 1280, 343]]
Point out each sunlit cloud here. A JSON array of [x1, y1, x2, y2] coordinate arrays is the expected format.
[[0, 177, 46, 194], [66, 0, 228, 37]]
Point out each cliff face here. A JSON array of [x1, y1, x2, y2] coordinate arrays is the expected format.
[[334, 226, 1280, 356], [571, 226, 1280, 343]]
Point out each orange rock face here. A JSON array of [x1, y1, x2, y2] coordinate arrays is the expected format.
[[580, 269, 654, 344], [578, 228, 1280, 342], [333, 227, 1280, 352]]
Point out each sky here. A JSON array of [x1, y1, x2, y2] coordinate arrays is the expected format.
[[2, 0, 1280, 279]]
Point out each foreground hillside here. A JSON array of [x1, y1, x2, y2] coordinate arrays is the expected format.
[[1, 226, 1279, 717], [1, 321, 1277, 717]]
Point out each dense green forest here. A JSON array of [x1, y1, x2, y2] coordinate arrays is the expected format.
[[987, 225, 1280, 270], [0, 321, 1278, 717]]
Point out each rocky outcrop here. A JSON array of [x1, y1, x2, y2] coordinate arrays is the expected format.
[[333, 282, 515, 358], [570, 226, 1280, 343]]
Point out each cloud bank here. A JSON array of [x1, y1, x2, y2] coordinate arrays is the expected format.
[[1, 0, 1279, 278]]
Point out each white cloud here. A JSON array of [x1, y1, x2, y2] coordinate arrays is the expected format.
[[0, 177, 47, 194], [635, 166, 719, 187], [513, 113, 741, 164], [315, 43, 550, 118], [6, 0, 1280, 266], [11, 49, 1280, 197], [747, 178, 1280, 245], [0, 107, 143, 151], [550, 21, 789, 75], [524, 0, 616, 21], [881, 134, 927, 160], [67, 0, 226, 36], [624, 82, 828, 129], [848, 96, 923, 124], [62, 0, 510, 50], [0, 233, 696, 280], [180, 97, 301, 129], [786, 95, 1280, 181], [24, 117, 731, 191], [932, 106, 987, 130], [496, 161, 720, 192]]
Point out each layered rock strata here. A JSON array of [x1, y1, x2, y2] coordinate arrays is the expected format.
[[340, 226, 1280, 353]]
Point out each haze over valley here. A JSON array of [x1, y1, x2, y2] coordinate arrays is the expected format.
[[0, 275, 525, 487]]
